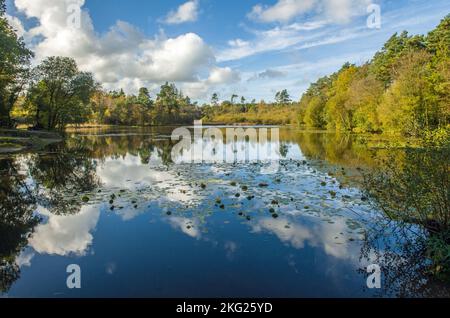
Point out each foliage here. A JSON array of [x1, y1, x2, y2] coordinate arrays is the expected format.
[[275, 89, 291, 105], [298, 15, 450, 136], [203, 99, 298, 125], [363, 128, 450, 278], [26, 57, 97, 130], [0, 0, 33, 127]]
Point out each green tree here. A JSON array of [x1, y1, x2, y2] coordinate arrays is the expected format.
[[27, 57, 96, 130], [137, 87, 153, 126], [155, 82, 180, 124], [211, 93, 219, 106], [275, 89, 291, 105], [0, 0, 34, 127]]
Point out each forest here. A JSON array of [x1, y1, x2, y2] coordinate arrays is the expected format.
[[298, 16, 450, 137], [1, 0, 449, 136]]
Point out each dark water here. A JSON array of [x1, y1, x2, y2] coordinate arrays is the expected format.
[[0, 127, 447, 297]]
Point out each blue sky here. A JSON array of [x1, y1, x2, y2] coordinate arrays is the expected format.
[[5, 0, 450, 103]]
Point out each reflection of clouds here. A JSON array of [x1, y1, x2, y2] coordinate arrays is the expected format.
[[252, 218, 313, 249], [174, 139, 304, 163], [16, 249, 35, 267], [252, 216, 355, 260], [97, 154, 198, 205], [167, 217, 200, 239], [29, 205, 100, 256]]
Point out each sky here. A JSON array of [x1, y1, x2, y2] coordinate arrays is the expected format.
[[5, 0, 450, 103]]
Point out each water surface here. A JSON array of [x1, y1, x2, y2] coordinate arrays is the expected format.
[[0, 127, 446, 297]]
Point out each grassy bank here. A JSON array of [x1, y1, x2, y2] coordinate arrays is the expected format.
[[0, 129, 63, 154]]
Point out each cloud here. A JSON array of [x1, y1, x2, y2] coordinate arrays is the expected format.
[[181, 66, 240, 98], [29, 205, 100, 256], [168, 217, 201, 238], [248, 0, 371, 24], [251, 216, 359, 260], [164, 0, 199, 25], [217, 21, 327, 61], [10, 0, 237, 99], [249, 0, 316, 23], [5, 14, 26, 37], [248, 69, 287, 81]]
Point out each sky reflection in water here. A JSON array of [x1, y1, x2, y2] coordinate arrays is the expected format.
[[1, 127, 396, 297]]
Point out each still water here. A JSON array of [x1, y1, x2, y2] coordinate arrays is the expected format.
[[0, 127, 447, 297]]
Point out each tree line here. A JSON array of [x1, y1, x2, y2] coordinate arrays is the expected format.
[[298, 15, 450, 137], [1, 0, 449, 134]]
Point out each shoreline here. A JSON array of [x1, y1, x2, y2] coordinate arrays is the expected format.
[[0, 129, 63, 154]]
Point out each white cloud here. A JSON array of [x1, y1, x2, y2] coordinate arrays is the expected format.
[[168, 217, 201, 238], [251, 216, 360, 260], [217, 21, 327, 61], [5, 14, 26, 37], [181, 66, 240, 99], [249, 0, 316, 23], [10, 0, 238, 99], [164, 0, 199, 25], [29, 205, 100, 256], [249, 0, 371, 24], [248, 69, 287, 82]]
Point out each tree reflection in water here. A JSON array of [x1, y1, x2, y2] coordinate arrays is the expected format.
[[0, 139, 100, 293], [29, 139, 100, 215], [0, 158, 39, 293], [359, 133, 450, 297], [359, 218, 450, 297]]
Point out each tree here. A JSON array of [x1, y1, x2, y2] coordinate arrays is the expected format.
[[299, 76, 331, 128], [378, 51, 438, 136], [0, 0, 34, 127], [426, 14, 450, 59], [231, 94, 238, 104], [137, 87, 153, 126], [155, 82, 180, 124], [275, 89, 291, 105], [27, 57, 96, 130], [211, 93, 219, 106], [324, 64, 359, 131]]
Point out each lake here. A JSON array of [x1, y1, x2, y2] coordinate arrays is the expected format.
[[0, 126, 448, 297]]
